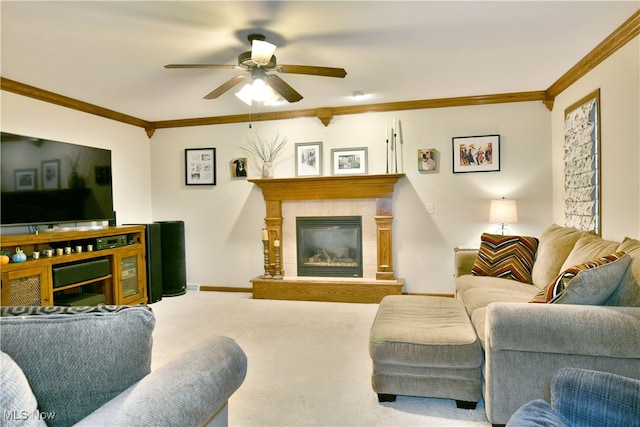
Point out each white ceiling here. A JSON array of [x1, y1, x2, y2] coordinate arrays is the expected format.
[[2, 1, 638, 122]]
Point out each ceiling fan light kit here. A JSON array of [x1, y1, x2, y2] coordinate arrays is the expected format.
[[166, 33, 347, 106]]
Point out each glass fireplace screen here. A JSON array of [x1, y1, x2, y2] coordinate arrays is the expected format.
[[296, 216, 363, 278]]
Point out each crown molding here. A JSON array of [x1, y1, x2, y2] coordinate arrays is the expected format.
[[0, 77, 156, 138], [1, 9, 638, 137], [544, 9, 639, 109]]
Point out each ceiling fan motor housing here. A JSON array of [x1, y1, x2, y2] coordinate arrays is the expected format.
[[239, 51, 277, 69]]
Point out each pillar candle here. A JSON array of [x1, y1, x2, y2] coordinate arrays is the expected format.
[[262, 228, 268, 240], [274, 239, 280, 247]]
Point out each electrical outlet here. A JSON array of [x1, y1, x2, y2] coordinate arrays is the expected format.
[[426, 202, 434, 214]]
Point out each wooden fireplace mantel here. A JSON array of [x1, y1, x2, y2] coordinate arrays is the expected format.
[[248, 173, 405, 201], [249, 173, 405, 303]]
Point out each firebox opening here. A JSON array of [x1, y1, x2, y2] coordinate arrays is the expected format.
[[296, 216, 363, 278]]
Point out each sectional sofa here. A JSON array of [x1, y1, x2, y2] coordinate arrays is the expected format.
[[454, 224, 640, 425]]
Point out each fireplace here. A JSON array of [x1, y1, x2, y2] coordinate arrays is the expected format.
[[296, 216, 363, 278], [248, 174, 405, 303]]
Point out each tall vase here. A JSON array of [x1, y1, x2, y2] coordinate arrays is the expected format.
[[262, 161, 274, 178]]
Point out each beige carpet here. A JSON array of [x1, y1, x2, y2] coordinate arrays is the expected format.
[[149, 291, 491, 427]]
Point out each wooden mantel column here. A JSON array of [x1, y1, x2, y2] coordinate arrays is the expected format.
[[376, 197, 394, 280], [249, 174, 405, 281]]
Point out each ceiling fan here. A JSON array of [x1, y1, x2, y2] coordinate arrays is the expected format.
[[165, 33, 347, 104]]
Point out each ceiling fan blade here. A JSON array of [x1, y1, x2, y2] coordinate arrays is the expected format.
[[277, 64, 347, 78], [265, 75, 303, 103], [165, 64, 238, 69], [204, 75, 247, 99]]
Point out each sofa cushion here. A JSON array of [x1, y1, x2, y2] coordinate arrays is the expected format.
[[456, 274, 538, 298], [530, 224, 585, 289], [560, 233, 620, 272], [0, 306, 155, 427], [471, 233, 539, 283], [530, 252, 629, 304], [462, 287, 537, 316], [0, 352, 47, 427], [606, 237, 640, 306]]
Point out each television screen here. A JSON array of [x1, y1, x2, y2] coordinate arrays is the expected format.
[[1, 132, 114, 227]]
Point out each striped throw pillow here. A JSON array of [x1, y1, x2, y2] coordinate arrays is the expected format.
[[530, 252, 628, 303], [471, 233, 539, 283]]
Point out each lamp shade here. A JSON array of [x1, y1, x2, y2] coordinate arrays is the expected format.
[[489, 198, 518, 224]]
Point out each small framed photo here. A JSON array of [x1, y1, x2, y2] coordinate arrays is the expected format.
[[452, 134, 500, 173], [42, 159, 60, 189], [418, 149, 437, 172], [185, 148, 216, 185], [295, 142, 322, 177], [15, 169, 37, 191], [331, 147, 368, 175], [231, 158, 248, 178]]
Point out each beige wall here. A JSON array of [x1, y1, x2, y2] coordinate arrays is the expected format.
[[1, 92, 154, 229], [148, 101, 551, 294], [551, 36, 640, 240]]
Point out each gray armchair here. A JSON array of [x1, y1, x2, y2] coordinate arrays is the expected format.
[[507, 367, 640, 427], [0, 306, 247, 427]]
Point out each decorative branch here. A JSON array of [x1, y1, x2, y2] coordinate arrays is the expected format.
[[241, 131, 288, 163]]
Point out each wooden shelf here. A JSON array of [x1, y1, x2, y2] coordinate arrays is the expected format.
[[52, 274, 112, 292]]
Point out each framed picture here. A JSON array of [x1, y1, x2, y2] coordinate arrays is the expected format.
[[15, 169, 37, 191], [231, 157, 248, 178], [564, 89, 601, 235], [42, 159, 60, 189], [185, 148, 216, 185], [417, 149, 437, 172], [295, 142, 322, 177], [331, 147, 368, 175], [452, 134, 500, 173]]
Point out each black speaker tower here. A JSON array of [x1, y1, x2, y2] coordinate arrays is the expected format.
[[145, 223, 164, 303], [155, 221, 187, 297]]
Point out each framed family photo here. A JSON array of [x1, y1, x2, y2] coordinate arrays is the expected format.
[[331, 147, 368, 175], [295, 142, 322, 177], [452, 134, 500, 173], [185, 148, 216, 185]]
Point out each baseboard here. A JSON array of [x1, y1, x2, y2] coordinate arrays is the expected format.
[[199, 286, 253, 293]]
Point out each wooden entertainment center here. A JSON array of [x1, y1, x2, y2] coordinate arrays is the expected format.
[[1, 225, 147, 306]]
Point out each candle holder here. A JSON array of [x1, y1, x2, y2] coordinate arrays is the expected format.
[[273, 244, 283, 279], [262, 239, 272, 279]]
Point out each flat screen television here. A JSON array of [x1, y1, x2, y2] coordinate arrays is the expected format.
[[1, 132, 114, 227]]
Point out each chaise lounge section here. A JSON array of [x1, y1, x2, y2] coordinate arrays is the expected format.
[[370, 224, 640, 425]]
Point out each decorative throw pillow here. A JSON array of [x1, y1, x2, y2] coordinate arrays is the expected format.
[[530, 252, 629, 304], [471, 233, 539, 283], [530, 224, 585, 288]]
